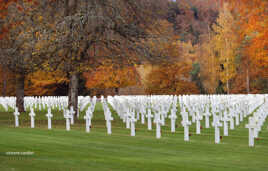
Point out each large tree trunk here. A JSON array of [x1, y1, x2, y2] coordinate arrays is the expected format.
[[68, 72, 79, 116], [16, 73, 25, 112]]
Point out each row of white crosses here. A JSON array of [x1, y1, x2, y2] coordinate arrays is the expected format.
[[64, 97, 97, 132], [84, 108, 92, 133], [64, 109, 72, 131], [23, 96, 68, 111], [101, 97, 113, 135], [10, 96, 98, 132], [180, 107, 191, 141], [46, 108, 53, 129], [63, 106, 75, 131], [169, 97, 178, 133], [6, 94, 267, 147], [6, 96, 96, 112], [13, 107, 20, 127], [246, 99, 268, 147], [13, 105, 52, 129], [83, 97, 97, 133], [107, 96, 135, 135], [29, 108, 36, 128], [107, 94, 266, 143], [78, 96, 96, 118], [107, 95, 175, 138], [179, 94, 266, 144], [0, 96, 67, 112], [0, 97, 16, 111]]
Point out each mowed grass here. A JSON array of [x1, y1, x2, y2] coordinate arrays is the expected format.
[[0, 103, 268, 171]]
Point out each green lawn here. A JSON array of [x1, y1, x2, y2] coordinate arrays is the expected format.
[[0, 103, 268, 171]]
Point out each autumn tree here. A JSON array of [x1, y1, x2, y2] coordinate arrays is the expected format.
[[237, 0, 268, 93], [0, 0, 50, 111], [25, 70, 68, 96], [212, 2, 239, 94], [83, 62, 139, 95], [222, 0, 268, 93], [44, 0, 166, 114], [197, 33, 220, 94], [146, 62, 199, 95], [166, 0, 219, 44], [144, 22, 199, 95]]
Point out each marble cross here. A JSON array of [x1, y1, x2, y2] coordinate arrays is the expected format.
[[13, 107, 20, 127], [168, 109, 177, 133], [191, 109, 196, 123], [69, 106, 75, 125], [64, 110, 72, 131], [125, 109, 131, 129], [105, 111, 113, 135], [29, 107, 36, 128], [204, 108, 211, 128], [46, 108, 53, 130], [222, 112, 230, 136], [181, 109, 191, 141], [195, 112, 202, 135], [245, 117, 258, 147], [146, 108, 154, 130], [140, 106, 146, 125], [253, 116, 260, 138], [84, 110, 92, 133], [212, 115, 222, 144], [154, 113, 162, 139], [229, 112, 235, 130], [235, 111, 240, 126], [130, 114, 137, 136]]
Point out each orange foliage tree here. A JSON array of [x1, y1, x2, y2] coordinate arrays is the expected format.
[[225, 0, 268, 93], [25, 70, 68, 96], [144, 27, 199, 95], [145, 62, 199, 95], [83, 63, 139, 94]]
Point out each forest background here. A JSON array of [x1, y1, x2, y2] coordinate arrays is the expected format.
[[0, 0, 267, 99]]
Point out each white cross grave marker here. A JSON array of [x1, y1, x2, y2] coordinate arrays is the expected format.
[[146, 108, 153, 130], [13, 107, 20, 127], [222, 112, 230, 136], [212, 115, 222, 144], [246, 117, 258, 147], [64, 110, 72, 131], [84, 110, 92, 133], [130, 114, 137, 136], [46, 108, 53, 130], [105, 111, 113, 135], [29, 107, 36, 128], [205, 108, 211, 128], [196, 112, 202, 135], [69, 106, 75, 125], [169, 109, 177, 133], [154, 113, 162, 139], [181, 109, 191, 141]]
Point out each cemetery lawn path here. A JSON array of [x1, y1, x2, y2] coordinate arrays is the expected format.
[[0, 103, 268, 171]]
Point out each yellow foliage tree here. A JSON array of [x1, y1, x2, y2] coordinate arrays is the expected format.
[[145, 32, 199, 94], [199, 34, 220, 94], [212, 3, 239, 94], [25, 70, 68, 96], [145, 62, 199, 95]]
